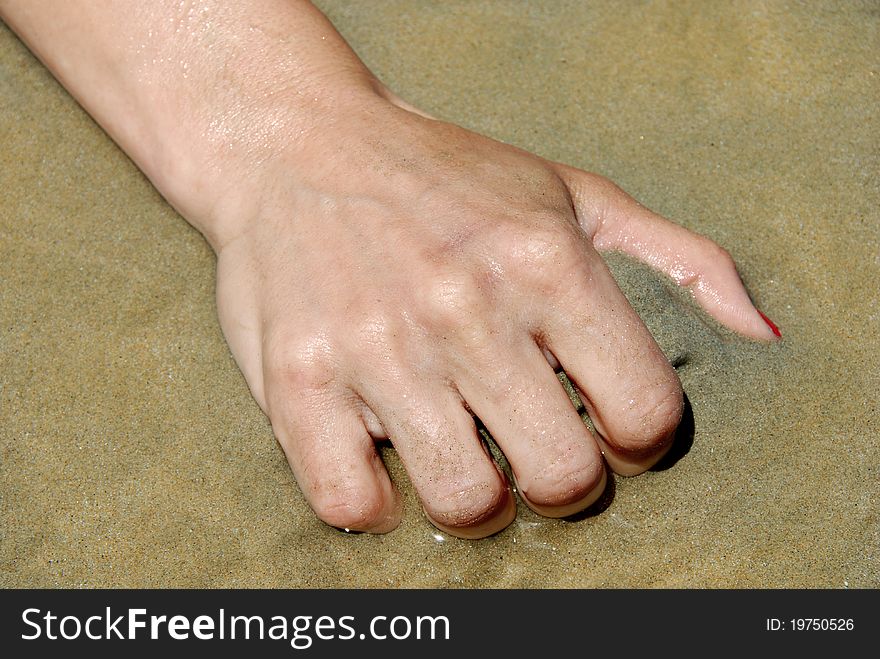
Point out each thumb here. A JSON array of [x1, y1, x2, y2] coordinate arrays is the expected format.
[[555, 163, 780, 341]]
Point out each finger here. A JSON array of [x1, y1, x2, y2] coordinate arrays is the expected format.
[[361, 378, 515, 539], [541, 248, 683, 476], [265, 383, 402, 534], [556, 165, 780, 341], [456, 341, 607, 517]]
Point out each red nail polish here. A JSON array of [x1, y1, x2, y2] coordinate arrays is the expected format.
[[758, 310, 782, 338]]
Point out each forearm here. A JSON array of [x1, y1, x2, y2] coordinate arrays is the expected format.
[[0, 0, 385, 245]]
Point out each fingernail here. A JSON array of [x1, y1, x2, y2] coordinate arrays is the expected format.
[[758, 310, 782, 338]]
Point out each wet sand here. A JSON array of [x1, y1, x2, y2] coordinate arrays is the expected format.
[[1, 1, 877, 587]]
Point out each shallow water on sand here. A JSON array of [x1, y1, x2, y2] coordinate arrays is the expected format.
[[1, 1, 877, 587]]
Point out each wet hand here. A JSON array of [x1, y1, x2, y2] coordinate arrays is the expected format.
[[213, 99, 777, 538]]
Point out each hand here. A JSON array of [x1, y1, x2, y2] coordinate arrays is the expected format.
[[213, 96, 777, 538], [1, 0, 778, 539]]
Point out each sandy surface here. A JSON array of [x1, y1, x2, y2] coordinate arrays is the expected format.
[[1, 1, 877, 588]]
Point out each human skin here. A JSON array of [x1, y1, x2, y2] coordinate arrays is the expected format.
[[0, 0, 779, 539]]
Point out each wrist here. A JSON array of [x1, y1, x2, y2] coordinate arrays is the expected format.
[[156, 78, 394, 251], [121, 8, 394, 250]]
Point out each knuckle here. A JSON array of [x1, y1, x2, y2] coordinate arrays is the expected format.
[[618, 381, 684, 451], [714, 245, 736, 270], [645, 381, 685, 436], [265, 331, 337, 394], [521, 454, 604, 508], [414, 273, 494, 348], [425, 479, 507, 529], [708, 239, 733, 261], [310, 487, 386, 531], [697, 238, 736, 271], [417, 273, 482, 325], [498, 224, 586, 292]]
